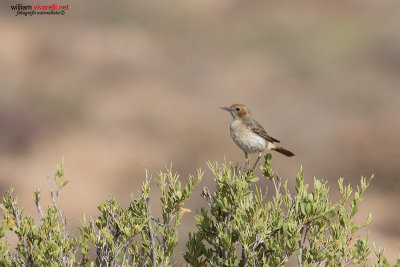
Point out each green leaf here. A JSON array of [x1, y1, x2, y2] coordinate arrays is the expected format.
[[314, 179, 321, 191], [350, 205, 358, 218], [362, 213, 373, 227], [246, 176, 259, 183], [301, 203, 306, 215], [266, 153, 272, 166], [325, 209, 336, 219], [306, 204, 312, 216], [60, 180, 69, 187]]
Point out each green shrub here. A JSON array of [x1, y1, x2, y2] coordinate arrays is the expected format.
[[0, 155, 398, 266]]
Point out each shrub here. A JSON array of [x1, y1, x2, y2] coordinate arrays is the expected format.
[[0, 155, 398, 266]]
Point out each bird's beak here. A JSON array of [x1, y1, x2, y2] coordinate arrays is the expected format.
[[220, 106, 231, 111]]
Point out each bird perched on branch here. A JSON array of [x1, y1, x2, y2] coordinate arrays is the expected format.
[[221, 104, 294, 171]]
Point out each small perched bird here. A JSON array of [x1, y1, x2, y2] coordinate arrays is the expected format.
[[221, 104, 294, 171]]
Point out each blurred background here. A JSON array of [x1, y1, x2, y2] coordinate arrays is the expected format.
[[1, 0, 399, 264]]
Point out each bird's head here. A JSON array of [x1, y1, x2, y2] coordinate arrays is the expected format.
[[220, 104, 252, 120]]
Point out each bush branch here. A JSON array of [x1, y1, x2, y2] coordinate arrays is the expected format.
[[48, 175, 67, 238], [143, 168, 157, 267]]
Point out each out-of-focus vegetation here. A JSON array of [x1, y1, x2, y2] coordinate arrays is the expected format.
[[0, 0, 399, 264]]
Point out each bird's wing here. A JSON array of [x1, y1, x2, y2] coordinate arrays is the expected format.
[[247, 120, 280, 143]]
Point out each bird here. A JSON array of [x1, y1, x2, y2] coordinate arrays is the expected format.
[[221, 104, 294, 171]]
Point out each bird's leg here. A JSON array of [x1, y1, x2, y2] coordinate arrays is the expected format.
[[252, 153, 262, 172], [243, 152, 249, 172]]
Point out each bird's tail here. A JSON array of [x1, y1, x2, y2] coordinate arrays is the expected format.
[[272, 145, 295, 157]]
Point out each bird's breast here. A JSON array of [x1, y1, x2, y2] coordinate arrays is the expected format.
[[230, 120, 266, 153]]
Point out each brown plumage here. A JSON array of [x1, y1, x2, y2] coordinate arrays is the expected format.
[[246, 119, 281, 143], [221, 104, 294, 170]]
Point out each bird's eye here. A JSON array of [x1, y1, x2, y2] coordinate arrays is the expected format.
[[235, 108, 241, 111]]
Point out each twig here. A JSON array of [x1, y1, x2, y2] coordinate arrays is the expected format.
[[9, 193, 30, 266], [10, 195, 22, 229], [298, 223, 310, 267], [277, 255, 289, 267], [48, 175, 67, 238], [116, 238, 133, 265], [151, 216, 165, 227], [34, 191, 44, 225], [272, 172, 283, 204], [242, 243, 249, 267], [231, 162, 240, 175], [201, 186, 213, 207], [143, 168, 157, 267], [121, 248, 127, 267]]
